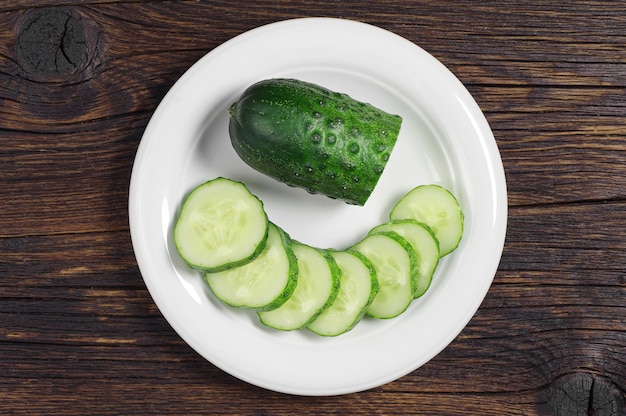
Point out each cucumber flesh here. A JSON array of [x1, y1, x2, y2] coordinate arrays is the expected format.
[[174, 177, 268, 272], [258, 243, 341, 330], [204, 223, 298, 311], [369, 219, 440, 298], [307, 250, 378, 336], [390, 184, 463, 257], [350, 232, 416, 319], [175, 175, 463, 335]]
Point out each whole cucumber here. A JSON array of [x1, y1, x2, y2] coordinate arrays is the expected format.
[[228, 78, 402, 205]]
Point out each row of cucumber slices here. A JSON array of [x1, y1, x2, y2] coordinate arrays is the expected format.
[[174, 177, 463, 336]]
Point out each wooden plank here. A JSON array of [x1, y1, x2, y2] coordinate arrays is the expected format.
[[1, 1, 626, 414], [1, 202, 624, 413], [0, 3, 624, 235]]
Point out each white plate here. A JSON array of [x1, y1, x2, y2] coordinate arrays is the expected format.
[[129, 17, 507, 396]]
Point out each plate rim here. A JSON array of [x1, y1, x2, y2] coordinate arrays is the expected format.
[[129, 17, 508, 396]]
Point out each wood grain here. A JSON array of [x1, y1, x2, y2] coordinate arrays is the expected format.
[[1, 1, 625, 414]]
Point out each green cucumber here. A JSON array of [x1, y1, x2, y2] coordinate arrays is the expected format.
[[174, 177, 268, 272], [369, 219, 440, 299], [175, 175, 463, 335], [307, 250, 379, 337], [390, 184, 464, 256], [258, 242, 341, 331], [204, 223, 298, 311], [350, 232, 417, 319], [228, 78, 402, 206]]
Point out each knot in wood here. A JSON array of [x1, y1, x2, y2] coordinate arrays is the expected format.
[[540, 373, 625, 416], [17, 8, 88, 77]]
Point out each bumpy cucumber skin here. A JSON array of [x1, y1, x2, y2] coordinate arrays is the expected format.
[[228, 78, 402, 206]]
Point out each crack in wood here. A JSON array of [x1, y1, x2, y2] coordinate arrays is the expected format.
[[589, 377, 596, 416], [17, 8, 87, 75], [540, 373, 625, 415]]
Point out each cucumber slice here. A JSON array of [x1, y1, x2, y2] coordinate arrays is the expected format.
[[258, 243, 341, 331], [389, 184, 463, 257], [174, 177, 268, 272], [369, 219, 440, 299], [350, 232, 416, 319], [307, 250, 379, 337], [204, 223, 298, 311]]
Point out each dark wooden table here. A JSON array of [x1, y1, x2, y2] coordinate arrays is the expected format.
[[2, 1, 625, 414]]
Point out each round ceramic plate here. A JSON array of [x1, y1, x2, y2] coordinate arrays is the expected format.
[[129, 17, 507, 396]]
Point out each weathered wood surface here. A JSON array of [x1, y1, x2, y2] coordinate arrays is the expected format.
[[1, 1, 625, 414]]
